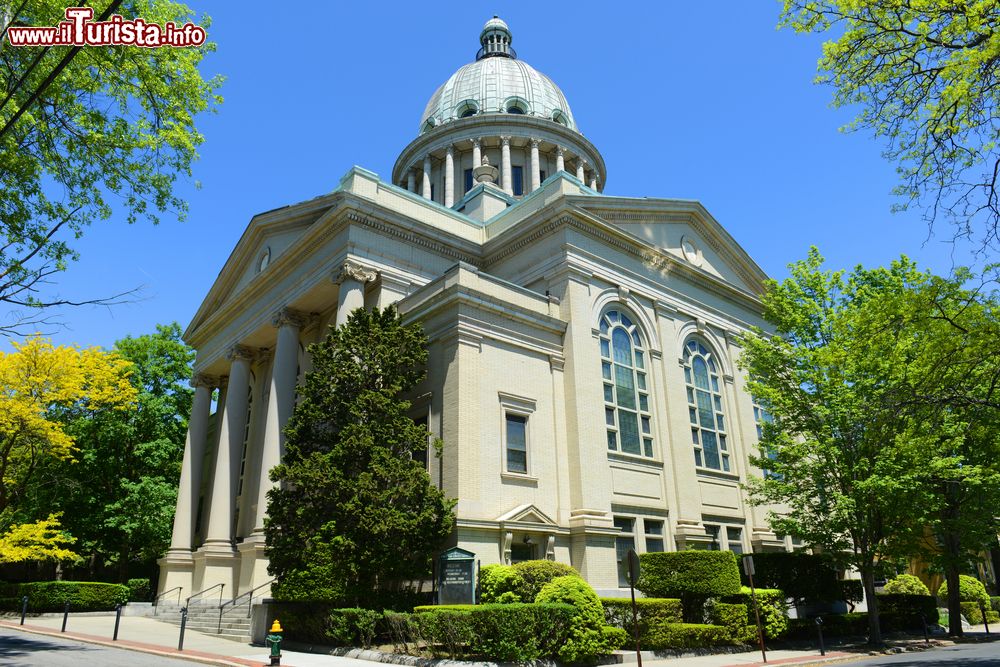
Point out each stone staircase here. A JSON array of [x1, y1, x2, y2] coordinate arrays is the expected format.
[[152, 600, 253, 643]]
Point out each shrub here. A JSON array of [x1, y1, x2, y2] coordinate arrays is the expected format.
[[959, 601, 1000, 625], [126, 578, 151, 602], [787, 613, 869, 639], [991, 596, 1000, 614], [875, 593, 938, 628], [883, 574, 930, 596], [415, 609, 474, 659], [536, 575, 625, 662], [478, 563, 525, 603], [708, 602, 755, 644], [720, 587, 788, 640], [0, 581, 129, 612], [739, 552, 840, 605], [268, 603, 382, 646], [511, 560, 579, 600], [937, 575, 990, 607], [637, 551, 742, 622], [839, 580, 864, 611], [602, 597, 683, 638], [644, 623, 734, 650]]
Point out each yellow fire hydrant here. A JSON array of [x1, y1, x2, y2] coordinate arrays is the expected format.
[[266, 619, 283, 666]]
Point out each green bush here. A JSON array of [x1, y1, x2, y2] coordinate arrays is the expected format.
[[708, 602, 755, 644], [875, 593, 938, 628], [126, 578, 151, 602], [644, 622, 734, 650], [839, 580, 864, 611], [720, 587, 788, 640], [415, 609, 474, 659], [739, 552, 840, 605], [511, 560, 579, 600], [991, 596, 1000, 614], [637, 551, 742, 622], [938, 575, 990, 607], [478, 563, 526, 603], [268, 603, 381, 647], [0, 581, 129, 612], [883, 574, 930, 596], [601, 597, 683, 638], [959, 601, 1000, 625], [536, 575, 624, 663], [787, 613, 869, 639]]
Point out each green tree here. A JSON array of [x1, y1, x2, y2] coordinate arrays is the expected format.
[[265, 307, 455, 605], [780, 1, 1000, 247], [0, 2, 222, 333], [848, 266, 1000, 635], [21, 323, 194, 579], [739, 249, 933, 645]]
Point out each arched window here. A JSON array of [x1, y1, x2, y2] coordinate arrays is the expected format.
[[600, 309, 653, 458], [684, 340, 730, 471]]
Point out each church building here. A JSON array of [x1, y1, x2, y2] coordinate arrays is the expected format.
[[158, 17, 788, 600]]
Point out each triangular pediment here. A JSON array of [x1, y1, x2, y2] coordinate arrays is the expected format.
[[496, 503, 557, 526], [574, 197, 768, 296]]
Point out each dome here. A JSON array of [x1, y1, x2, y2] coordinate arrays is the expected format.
[[419, 18, 577, 133]]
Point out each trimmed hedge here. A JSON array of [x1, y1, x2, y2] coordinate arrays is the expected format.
[[637, 551, 742, 622], [0, 582, 129, 612], [127, 578, 151, 602], [960, 601, 1000, 625], [708, 602, 755, 644], [787, 613, 869, 639], [938, 575, 991, 607], [882, 574, 930, 596], [991, 596, 1000, 614], [738, 552, 839, 605], [478, 560, 580, 603], [601, 597, 683, 638], [536, 575, 626, 663], [644, 622, 734, 650], [876, 593, 938, 627], [720, 587, 788, 640]]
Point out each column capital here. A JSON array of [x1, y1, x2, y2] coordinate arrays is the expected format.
[[445, 144, 454, 156], [578, 158, 589, 168], [333, 259, 378, 286], [271, 307, 309, 329], [555, 146, 565, 156], [190, 373, 218, 389], [530, 137, 541, 148], [472, 137, 481, 148], [500, 135, 511, 146], [226, 345, 256, 363]]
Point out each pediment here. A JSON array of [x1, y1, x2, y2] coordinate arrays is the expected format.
[[496, 503, 557, 526], [574, 198, 768, 296]]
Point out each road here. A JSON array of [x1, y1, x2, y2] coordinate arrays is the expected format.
[[0, 626, 201, 666], [845, 640, 1000, 666]]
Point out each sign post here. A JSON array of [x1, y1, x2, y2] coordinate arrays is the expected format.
[[742, 555, 767, 663], [627, 548, 643, 667]]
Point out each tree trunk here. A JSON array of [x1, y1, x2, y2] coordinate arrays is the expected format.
[[941, 488, 964, 637], [860, 564, 882, 645], [945, 564, 963, 637]]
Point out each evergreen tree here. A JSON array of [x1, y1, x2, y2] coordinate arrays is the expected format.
[[265, 306, 454, 605]]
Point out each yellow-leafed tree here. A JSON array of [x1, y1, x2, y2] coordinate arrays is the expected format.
[[0, 337, 136, 564]]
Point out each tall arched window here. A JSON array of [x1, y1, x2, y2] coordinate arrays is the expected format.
[[684, 339, 730, 471], [600, 309, 653, 458]]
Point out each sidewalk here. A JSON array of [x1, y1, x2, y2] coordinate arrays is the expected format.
[[8, 613, 971, 667]]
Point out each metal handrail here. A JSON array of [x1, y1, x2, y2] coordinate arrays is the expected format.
[[219, 578, 275, 621], [186, 582, 224, 608], [152, 586, 182, 616]]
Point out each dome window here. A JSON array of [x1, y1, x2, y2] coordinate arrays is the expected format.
[[421, 117, 437, 134], [455, 100, 479, 119], [504, 97, 529, 115], [552, 110, 568, 126]]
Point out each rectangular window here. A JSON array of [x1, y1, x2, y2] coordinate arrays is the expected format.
[[614, 517, 636, 587], [431, 183, 436, 202], [727, 527, 744, 555], [644, 519, 664, 553], [705, 524, 721, 550], [464, 168, 473, 193], [510, 542, 534, 563], [412, 415, 429, 469], [505, 413, 528, 474], [539, 170, 546, 183], [512, 166, 524, 196]]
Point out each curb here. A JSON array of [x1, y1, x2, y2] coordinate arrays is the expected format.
[[0, 620, 266, 667]]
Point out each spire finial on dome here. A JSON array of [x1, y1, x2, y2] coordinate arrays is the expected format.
[[477, 16, 515, 60]]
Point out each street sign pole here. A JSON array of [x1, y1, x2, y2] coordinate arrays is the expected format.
[[742, 555, 767, 664], [627, 548, 643, 667]]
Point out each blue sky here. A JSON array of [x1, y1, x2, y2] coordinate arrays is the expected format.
[[31, 3, 980, 348]]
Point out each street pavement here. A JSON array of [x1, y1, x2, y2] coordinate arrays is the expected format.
[[0, 613, 996, 667]]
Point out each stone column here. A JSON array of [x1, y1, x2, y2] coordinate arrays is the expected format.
[[334, 260, 378, 327], [529, 138, 541, 192], [590, 174, 598, 190], [407, 169, 415, 193], [472, 138, 482, 169], [166, 375, 215, 554], [444, 145, 455, 207], [576, 159, 586, 182], [555, 146, 565, 173], [422, 155, 432, 200], [201, 345, 255, 549], [251, 309, 306, 535], [500, 135, 512, 196]]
